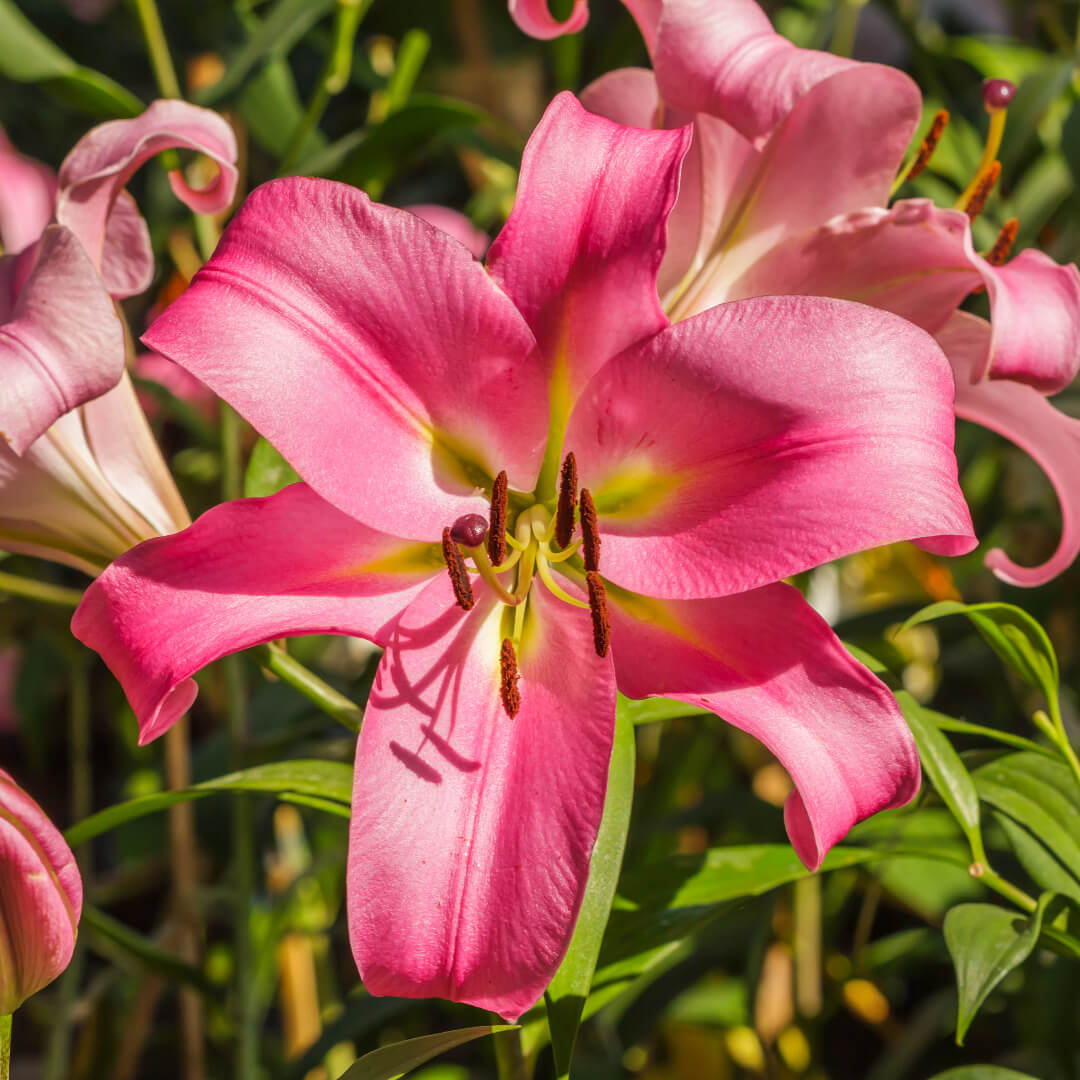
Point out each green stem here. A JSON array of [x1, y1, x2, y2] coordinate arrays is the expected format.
[[278, 0, 373, 174], [0, 571, 83, 608], [830, 0, 869, 57], [0, 1014, 10, 1080], [132, 0, 183, 98], [492, 1025, 528, 1080], [980, 869, 1037, 913], [256, 644, 363, 733]]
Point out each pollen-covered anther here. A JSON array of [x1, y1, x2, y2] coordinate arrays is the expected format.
[[580, 488, 601, 572], [987, 217, 1019, 266], [499, 638, 521, 718], [449, 513, 488, 548], [907, 109, 949, 182], [585, 571, 610, 658], [555, 452, 578, 548], [963, 160, 1001, 222], [488, 470, 508, 565], [441, 527, 475, 611]]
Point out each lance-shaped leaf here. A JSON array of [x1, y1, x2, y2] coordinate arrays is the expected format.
[[339, 1025, 517, 1080]]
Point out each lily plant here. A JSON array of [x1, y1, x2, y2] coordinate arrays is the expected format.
[[74, 94, 976, 1018]]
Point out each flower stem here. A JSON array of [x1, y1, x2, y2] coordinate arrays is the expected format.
[[492, 1024, 528, 1080], [0, 571, 83, 608], [830, 0, 869, 58], [132, 0, 183, 99], [256, 644, 363, 733], [0, 1014, 11, 1080]]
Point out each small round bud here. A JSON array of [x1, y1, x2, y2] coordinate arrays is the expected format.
[[449, 514, 488, 548], [982, 78, 1015, 112]]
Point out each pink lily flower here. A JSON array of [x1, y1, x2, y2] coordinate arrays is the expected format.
[[580, 0, 1080, 586], [0, 769, 82, 1015], [0, 104, 238, 571], [73, 93, 975, 1018]]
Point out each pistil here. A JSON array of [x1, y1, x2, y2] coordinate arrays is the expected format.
[[954, 78, 1014, 213]]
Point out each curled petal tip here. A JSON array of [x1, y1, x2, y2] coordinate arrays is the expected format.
[[984, 546, 1071, 589], [508, 0, 588, 39]]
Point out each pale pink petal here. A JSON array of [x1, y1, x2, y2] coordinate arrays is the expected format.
[[566, 295, 976, 599], [607, 583, 919, 870], [55, 100, 238, 290], [0, 769, 82, 1014], [669, 67, 922, 317], [144, 177, 546, 540], [404, 205, 488, 259], [654, 0, 866, 146], [97, 190, 154, 298], [486, 92, 690, 394], [80, 372, 191, 537], [938, 312, 1080, 587], [0, 225, 124, 454], [623, 0, 662, 53], [978, 249, 1080, 394], [507, 0, 588, 39], [71, 484, 439, 743], [134, 350, 218, 422], [349, 577, 616, 1020], [0, 128, 56, 255]]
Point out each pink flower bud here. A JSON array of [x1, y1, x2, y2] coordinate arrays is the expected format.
[[0, 770, 82, 1014]]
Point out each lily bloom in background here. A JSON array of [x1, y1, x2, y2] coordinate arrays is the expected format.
[[577, 0, 1080, 585], [0, 769, 82, 1015], [0, 103, 238, 572], [75, 93, 975, 1017]]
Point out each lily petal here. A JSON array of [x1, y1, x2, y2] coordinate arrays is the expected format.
[[71, 484, 441, 743], [487, 92, 690, 394], [349, 577, 616, 1020], [0, 770, 82, 1015], [97, 190, 154, 298], [653, 0, 867, 145], [567, 295, 976, 599], [938, 312, 1080, 587], [405, 204, 489, 259], [55, 100, 238, 296], [144, 177, 547, 539], [0, 127, 56, 255], [607, 582, 920, 870], [1, 225, 125, 454], [507, 0, 588, 39]]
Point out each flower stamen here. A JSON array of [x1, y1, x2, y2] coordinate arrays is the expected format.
[[955, 78, 1014, 215], [488, 470, 508, 565], [586, 571, 610, 658], [499, 638, 521, 718], [441, 527, 475, 610], [961, 160, 1000, 222], [555, 452, 578, 548], [892, 109, 949, 193], [986, 217, 1019, 266], [580, 488, 601, 572], [536, 554, 590, 609]]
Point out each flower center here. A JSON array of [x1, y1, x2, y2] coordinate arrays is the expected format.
[[440, 452, 610, 717]]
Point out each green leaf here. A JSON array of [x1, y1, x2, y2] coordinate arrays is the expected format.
[[902, 601, 1058, 704], [244, 436, 302, 497], [992, 812, 1080, 905], [615, 693, 708, 726], [972, 753, 1080, 880], [196, 0, 338, 105], [545, 706, 635, 1079], [237, 60, 326, 158], [339, 1026, 517, 1080], [0, 0, 141, 117], [66, 760, 352, 846], [897, 691, 981, 846], [998, 59, 1075, 172], [929, 1068, 1040, 1080], [944, 891, 1064, 1043]]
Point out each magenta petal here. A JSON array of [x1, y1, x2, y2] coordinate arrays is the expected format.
[[608, 583, 920, 869], [55, 99, 238, 288], [567, 295, 976, 599], [144, 177, 547, 539], [978, 249, 1080, 394], [0, 769, 82, 1014], [1, 226, 125, 454], [486, 92, 690, 393], [348, 578, 616, 1020], [939, 313, 1080, 587], [71, 484, 439, 743], [404, 205, 489, 259], [654, 0, 863, 145], [0, 127, 56, 256], [507, 0, 588, 39]]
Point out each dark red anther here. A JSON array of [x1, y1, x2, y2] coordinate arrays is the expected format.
[[982, 78, 1016, 113], [555, 452, 578, 549], [586, 572, 610, 658], [987, 217, 1019, 266], [499, 638, 521, 718], [488, 471, 508, 565], [441, 527, 475, 610], [906, 109, 949, 182], [580, 488, 600, 572], [450, 513, 488, 548], [963, 161, 1001, 222]]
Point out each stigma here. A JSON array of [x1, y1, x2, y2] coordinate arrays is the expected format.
[[440, 452, 611, 716]]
